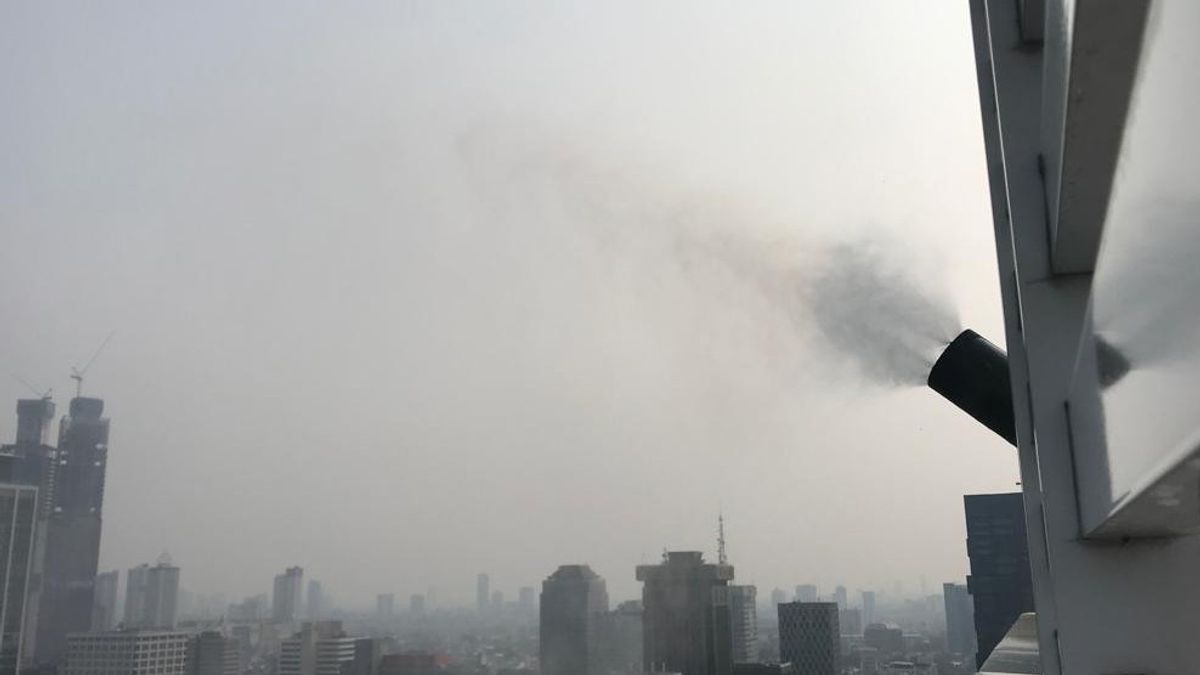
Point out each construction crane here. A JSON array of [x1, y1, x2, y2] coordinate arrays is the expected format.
[[9, 373, 52, 400], [70, 331, 114, 398]]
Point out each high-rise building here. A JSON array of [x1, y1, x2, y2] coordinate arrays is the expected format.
[[538, 565, 609, 675], [595, 600, 642, 675], [273, 567, 304, 625], [36, 396, 110, 665], [306, 581, 323, 620], [125, 565, 150, 627], [942, 582, 975, 658], [793, 585, 816, 603], [831, 586, 847, 610], [1, 399, 59, 668], [191, 630, 240, 675], [728, 586, 757, 664], [636, 551, 734, 675], [91, 571, 119, 631], [490, 590, 503, 610], [517, 586, 535, 615], [475, 574, 489, 614], [408, 595, 424, 615], [837, 608, 862, 637], [768, 589, 786, 609], [278, 621, 357, 675], [345, 638, 382, 675], [125, 559, 180, 629], [777, 602, 838, 675], [64, 630, 191, 675], [0, 483, 39, 675], [860, 591, 877, 627], [375, 594, 394, 620], [13, 399, 54, 448], [964, 493, 1033, 668], [144, 559, 180, 629]]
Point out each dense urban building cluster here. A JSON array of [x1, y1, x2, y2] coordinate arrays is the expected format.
[[0, 396, 1031, 675]]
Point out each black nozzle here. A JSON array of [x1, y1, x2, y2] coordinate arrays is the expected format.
[[927, 329, 1016, 445]]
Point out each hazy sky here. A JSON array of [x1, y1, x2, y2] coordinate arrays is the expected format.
[[1, 2, 1017, 606]]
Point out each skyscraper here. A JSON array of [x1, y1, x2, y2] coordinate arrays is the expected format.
[[539, 565, 609, 675], [768, 589, 786, 608], [728, 585, 757, 664], [831, 586, 847, 610], [942, 582, 975, 658], [0, 483, 39, 675], [125, 565, 149, 627], [376, 594, 394, 619], [91, 570, 119, 631], [273, 567, 304, 625], [475, 574, 489, 614], [306, 580, 323, 619], [860, 591, 876, 627], [595, 601, 642, 675], [777, 602, 839, 675], [636, 551, 734, 675], [144, 558, 180, 629], [36, 396, 110, 665], [964, 493, 1033, 668], [408, 594, 424, 614], [793, 585, 817, 603], [124, 559, 180, 629], [517, 586, 535, 615]]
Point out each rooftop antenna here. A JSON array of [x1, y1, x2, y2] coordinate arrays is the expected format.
[[717, 512, 727, 565], [70, 331, 114, 398], [10, 373, 52, 400]]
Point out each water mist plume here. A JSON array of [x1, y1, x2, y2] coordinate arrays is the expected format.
[[796, 240, 961, 386]]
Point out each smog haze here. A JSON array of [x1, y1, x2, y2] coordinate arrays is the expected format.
[[0, 2, 1017, 606]]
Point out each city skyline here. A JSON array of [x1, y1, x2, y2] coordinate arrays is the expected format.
[[0, 2, 1017, 605]]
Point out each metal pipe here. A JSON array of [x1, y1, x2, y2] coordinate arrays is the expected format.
[[927, 329, 1016, 445]]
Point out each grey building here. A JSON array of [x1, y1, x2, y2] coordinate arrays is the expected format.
[[768, 589, 785, 609], [964, 493, 1033, 668], [278, 621, 357, 675], [517, 586, 535, 615], [375, 594, 393, 620], [64, 630, 191, 675], [792, 586, 816, 603], [0, 483, 39, 675], [408, 594, 424, 615], [1, 399, 59, 669], [91, 571, 119, 631], [125, 560, 180, 629], [144, 560, 180, 629], [777, 602, 838, 675], [125, 565, 149, 627], [475, 574, 489, 614], [860, 591, 876, 627], [36, 396, 111, 665], [837, 608, 862, 637], [539, 565, 609, 675], [942, 582, 975, 658], [636, 551, 734, 675], [190, 630, 239, 675], [273, 567, 304, 625], [728, 586, 757, 663], [306, 581, 323, 620], [596, 600, 642, 675], [831, 586, 847, 610]]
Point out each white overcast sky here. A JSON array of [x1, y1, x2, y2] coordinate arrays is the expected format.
[[0, 2, 1018, 606]]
